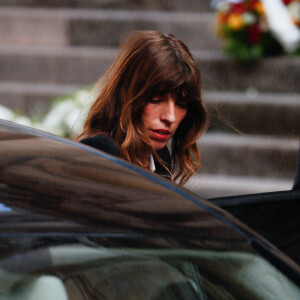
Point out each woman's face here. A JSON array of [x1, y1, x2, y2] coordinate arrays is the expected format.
[[142, 93, 187, 150]]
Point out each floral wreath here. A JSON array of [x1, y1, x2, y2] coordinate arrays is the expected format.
[[214, 0, 300, 60]]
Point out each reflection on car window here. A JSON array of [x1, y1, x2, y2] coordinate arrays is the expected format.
[[0, 242, 299, 300], [0, 203, 11, 212]]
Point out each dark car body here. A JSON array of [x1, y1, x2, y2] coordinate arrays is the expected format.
[[210, 190, 300, 265], [0, 119, 299, 299]]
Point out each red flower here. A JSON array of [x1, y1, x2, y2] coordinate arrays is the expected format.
[[230, 3, 247, 14], [247, 25, 262, 44], [248, 0, 260, 9], [281, 0, 293, 5]]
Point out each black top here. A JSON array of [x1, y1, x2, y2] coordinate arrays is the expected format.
[[81, 135, 172, 179]]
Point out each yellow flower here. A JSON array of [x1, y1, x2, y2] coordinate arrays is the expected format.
[[255, 1, 265, 15], [227, 13, 244, 30]]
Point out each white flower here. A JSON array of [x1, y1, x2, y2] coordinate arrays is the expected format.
[[261, 0, 300, 51], [1, 87, 90, 137], [74, 89, 91, 106], [42, 99, 75, 130], [31, 122, 48, 132], [0, 105, 14, 121], [243, 13, 257, 25], [14, 116, 32, 127], [65, 107, 81, 134]]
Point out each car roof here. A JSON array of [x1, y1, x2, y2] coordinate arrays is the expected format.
[[0, 120, 249, 235], [0, 119, 299, 283]]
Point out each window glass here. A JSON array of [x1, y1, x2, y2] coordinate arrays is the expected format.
[[0, 240, 299, 300]]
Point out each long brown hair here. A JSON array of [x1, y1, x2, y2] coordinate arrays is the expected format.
[[76, 30, 208, 184]]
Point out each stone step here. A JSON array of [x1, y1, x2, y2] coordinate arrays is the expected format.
[[2, 83, 299, 138], [196, 51, 300, 93], [1, 45, 299, 93], [185, 174, 292, 199], [204, 91, 300, 137], [0, 45, 115, 85], [0, 0, 213, 11], [0, 8, 220, 50], [0, 81, 80, 114], [198, 133, 299, 179]]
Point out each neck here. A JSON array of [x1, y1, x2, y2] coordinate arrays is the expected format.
[[138, 147, 153, 166]]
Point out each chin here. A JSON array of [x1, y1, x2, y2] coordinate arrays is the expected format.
[[152, 142, 168, 151]]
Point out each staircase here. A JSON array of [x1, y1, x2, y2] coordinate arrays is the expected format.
[[0, 0, 299, 198]]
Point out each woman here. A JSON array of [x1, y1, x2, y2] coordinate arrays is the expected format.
[[76, 30, 208, 185]]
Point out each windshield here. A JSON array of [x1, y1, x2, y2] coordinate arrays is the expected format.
[[0, 236, 299, 300], [0, 204, 299, 300]]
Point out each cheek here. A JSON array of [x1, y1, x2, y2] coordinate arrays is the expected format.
[[141, 104, 153, 126]]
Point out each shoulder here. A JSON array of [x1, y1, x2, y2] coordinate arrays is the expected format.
[[80, 135, 120, 157]]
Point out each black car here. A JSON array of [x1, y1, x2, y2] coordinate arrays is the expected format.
[[0, 120, 299, 300], [211, 188, 300, 266]]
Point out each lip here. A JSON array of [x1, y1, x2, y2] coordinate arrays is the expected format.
[[150, 129, 171, 141]]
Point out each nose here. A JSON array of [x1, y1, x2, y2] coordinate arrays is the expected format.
[[161, 97, 176, 125]]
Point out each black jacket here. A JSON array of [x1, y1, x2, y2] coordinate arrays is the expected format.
[[81, 135, 172, 179]]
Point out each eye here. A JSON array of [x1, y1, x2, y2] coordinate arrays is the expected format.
[[149, 97, 162, 104], [176, 100, 187, 109]]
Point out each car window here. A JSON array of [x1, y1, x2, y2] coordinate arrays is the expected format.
[[0, 241, 299, 300], [0, 204, 298, 299]]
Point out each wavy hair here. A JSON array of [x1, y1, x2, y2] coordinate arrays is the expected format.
[[76, 30, 208, 184]]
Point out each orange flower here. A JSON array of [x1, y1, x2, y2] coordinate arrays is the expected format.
[[291, 17, 300, 26], [227, 13, 244, 30], [218, 12, 227, 24], [254, 1, 265, 15]]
